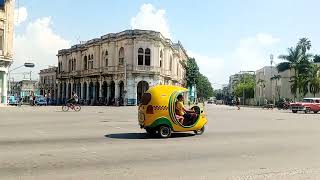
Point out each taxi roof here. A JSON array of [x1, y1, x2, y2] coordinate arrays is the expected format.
[[147, 85, 188, 94]]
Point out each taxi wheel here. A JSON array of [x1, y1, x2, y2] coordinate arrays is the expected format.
[[158, 125, 172, 138], [194, 126, 205, 135]]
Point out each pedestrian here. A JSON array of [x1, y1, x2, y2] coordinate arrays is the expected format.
[[236, 97, 240, 110]]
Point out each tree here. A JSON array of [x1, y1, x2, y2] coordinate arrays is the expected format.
[[298, 38, 311, 54], [277, 46, 304, 73], [271, 75, 281, 100], [234, 73, 255, 100], [313, 55, 320, 63], [196, 73, 214, 99], [308, 64, 320, 97], [183, 58, 199, 87], [183, 58, 214, 100]]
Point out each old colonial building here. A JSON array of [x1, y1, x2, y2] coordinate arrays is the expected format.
[[56, 29, 188, 105], [39, 66, 58, 100], [0, 0, 14, 105]]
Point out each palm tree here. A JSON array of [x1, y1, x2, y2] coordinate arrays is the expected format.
[[277, 46, 304, 73], [290, 74, 309, 100], [298, 38, 311, 54], [309, 64, 320, 97]]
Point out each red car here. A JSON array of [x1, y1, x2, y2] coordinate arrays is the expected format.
[[290, 98, 320, 114]]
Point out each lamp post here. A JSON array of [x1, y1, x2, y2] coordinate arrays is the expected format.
[[8, 63, 35, 95]]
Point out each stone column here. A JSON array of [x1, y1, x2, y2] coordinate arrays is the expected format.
[[133, 81, 137, 106], [106, 82, 110, 103], [57, 83, 61, 103], [70, 82, 73, 95], [80, 82, 84, 99], [93, 82, 97, 103], [86, 81, 90, 101], [115, 81, 120, 100], [66, 83, 69, 99], [2, 72, 8, 105], [99, 80, 102, 98]]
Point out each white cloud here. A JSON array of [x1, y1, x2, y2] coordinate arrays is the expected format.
[[130, 3, 171, 39], [232, 33, 280, 72], [14, 7, 28, 26], [189, 33, 280, 89], [188, 51, 226, 89], [13, 16, 70, 80]]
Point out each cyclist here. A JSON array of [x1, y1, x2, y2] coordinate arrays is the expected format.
[[67, 92, 79, 105]]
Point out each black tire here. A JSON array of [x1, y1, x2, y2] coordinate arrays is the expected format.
[[194, 126, 205, 135], [74, 105, 81, 112], [305, 108, 311, 114], [314, 111, 318, 114], [145, 128, 156, 135], [158, 125, 172, 138], [62, 105, 69, 112], [292, 110, 298, 113]]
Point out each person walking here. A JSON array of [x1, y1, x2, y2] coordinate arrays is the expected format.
[[236, 97, 240, 110]]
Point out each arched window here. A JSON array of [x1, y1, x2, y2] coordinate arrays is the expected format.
[[119, 47, 124, 65], [69, 59, 72, 72], [88, 54, 94, 69], [145, 48, 151, 66], [170, 55, 173, 71], [73, 59, 76, 71], [138, 48, 144, 65], [160, 50, 163, 68], [83, 56, 88, 70], [105, 50, 109, 67]]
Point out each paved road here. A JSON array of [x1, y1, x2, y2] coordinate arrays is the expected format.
[[1, 105, 320, 180]]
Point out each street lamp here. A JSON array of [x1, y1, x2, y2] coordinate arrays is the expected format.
[[8, 62, 35, 95]]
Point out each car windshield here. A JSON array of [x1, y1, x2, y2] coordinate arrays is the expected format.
[[303, 99, 313, 103]]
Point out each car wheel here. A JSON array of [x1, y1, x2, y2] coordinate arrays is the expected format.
[[314, 111, 318, 114], [292, 110, 298, 113], [194, 126, 205, 135], [158, 125, 171, 138], [305, 108, 311, 114]]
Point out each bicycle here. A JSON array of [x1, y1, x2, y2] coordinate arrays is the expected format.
[[62, 103, 81, 112]]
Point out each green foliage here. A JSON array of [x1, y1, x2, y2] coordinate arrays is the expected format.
[[196, 73, 214, 99], [183, 58, 199, 87], [308, 64, 320, 97], [233, 74, 255, 99], [184, 58, 214, 100], [313, 55, 320, 63]]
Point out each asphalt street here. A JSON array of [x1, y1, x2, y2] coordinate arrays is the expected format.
[[1, 105, 320, 180]]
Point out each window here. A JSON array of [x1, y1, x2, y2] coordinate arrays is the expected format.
[[160, 50, 163, 68], [177, 64, 179, 76], [69, 60, 72, 72], [105, 51, 109, 67], [83, 56, 88, 70], [88, 54, 94, 69], [145, 48, 151, 66], [0, 29, 3, 51], [119, 47, 124, 65], [73, 59, 76, 71], [170, 56, 173, 71], [138, 48, 144, 65]]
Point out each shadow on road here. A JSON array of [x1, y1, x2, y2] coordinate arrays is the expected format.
[[105, 132, 195, 139]]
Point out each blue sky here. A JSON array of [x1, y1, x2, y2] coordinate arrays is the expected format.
[[12, 0, 320, 88]]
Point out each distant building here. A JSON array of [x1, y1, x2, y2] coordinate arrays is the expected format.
[[56, 29, 188, 105], [255, 66, 277, 105], [10, 80, 39, 101], [39, 66, 57, 100], [0, 0, 14, 105]]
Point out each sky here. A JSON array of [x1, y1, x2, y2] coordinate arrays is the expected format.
[[12, 0, 320, 88]]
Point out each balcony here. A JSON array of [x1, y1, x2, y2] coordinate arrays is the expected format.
[[133, 66, 161, 74]]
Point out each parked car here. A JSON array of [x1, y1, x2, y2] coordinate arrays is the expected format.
[[35, 96, 47, 106], [8, 96, 19, 106], [290, 98, 320, 113], [207, 99, 214, 104]]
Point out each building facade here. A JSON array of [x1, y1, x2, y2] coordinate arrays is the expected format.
[[255, 66, 277, 105], [10, 80, 39, 102], [56, 29, 188, 105], [0, 0, 14, 105], [39, 66, 57, 100]]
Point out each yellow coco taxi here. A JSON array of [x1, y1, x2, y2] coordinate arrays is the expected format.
[[138, 85, 208, 138]]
